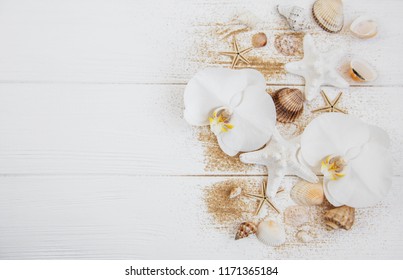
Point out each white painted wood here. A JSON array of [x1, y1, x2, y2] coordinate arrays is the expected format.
[[0, 84, 402, 175], [0, 0, 402, 85], [0, 175, 402, 259]]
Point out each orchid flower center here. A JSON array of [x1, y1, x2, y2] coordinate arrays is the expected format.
[[321, 155, 347, 181], [209, 107, 233, 136]]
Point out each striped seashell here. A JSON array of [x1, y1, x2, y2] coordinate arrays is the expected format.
[[272, 88, 305, 123], [312, 0, 344, 33], [290, 180, 324, 206], [256, 220, 286, 246], [235, 222, 257, 240], [324, 206, 355, 230]]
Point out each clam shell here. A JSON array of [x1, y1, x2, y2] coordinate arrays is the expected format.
[[256, 220, 286, 246], [290, 180, 324, 206], [350, 16, 378, 39], [272, 88, 305, 123], [277, 5, 309, 31], [350, 58, 377, 82], [284, 205, 309, 227], [235, 222, 257, 240], [312, 0, 344, 33], [252, 32, 267, 48], [324, 206, 355, 230]]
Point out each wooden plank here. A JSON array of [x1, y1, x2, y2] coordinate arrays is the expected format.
[[0, 0, 402, 85], [0, 84, 401, 175], [0, 175, 402, 259]]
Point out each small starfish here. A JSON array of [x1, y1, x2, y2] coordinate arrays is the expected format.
[[240, 129, 318, 199], [219, 37, 253, 69], [311, 91, 347, 114], [245, 181, 284, 215]]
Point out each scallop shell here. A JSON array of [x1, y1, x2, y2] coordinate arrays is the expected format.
[[235, 222, 257, 240], [256, 220, 286, 246], [284, 206, 309, 227], [272, 88, 305, 123], [350, 58, 377, 82], [350, 16, 378, 39], [296, 230, 314, 243], [290, 180, 324, 206], [312, 0, 344, 33], [229, 186, 242, 199], [324, 206, 355, 230], [277, 5, 309, 31]]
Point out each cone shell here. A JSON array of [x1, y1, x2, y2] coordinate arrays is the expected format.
[[272, 88, 305, 123], [256, 220, 286, 246], [235, 222, 257, 240], [290, 180, 324, 206], [312, 0, 344, 33], [324, 206, 355, 230]]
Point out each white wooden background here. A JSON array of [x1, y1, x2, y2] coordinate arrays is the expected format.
[[0, 0, 402, 259]]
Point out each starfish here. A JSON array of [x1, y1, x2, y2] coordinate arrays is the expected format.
[[285, 34, 349, 102], [240, 129, 318, 199], [245, 181, 284, 215], [219, 37, 253, 69], [312, 91, 347, 114]]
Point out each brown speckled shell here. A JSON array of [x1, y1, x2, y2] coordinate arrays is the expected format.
[[324, 206, 355, 230], [312, 0, 344, 33], [235, 222, 257, 240], [272, 88, 305, 123]]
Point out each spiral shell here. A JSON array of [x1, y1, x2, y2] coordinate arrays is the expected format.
[[235, 222, 257, 240], [312, 0, 344, 33], [324, 206, 355, 230], [256, 220, 286, 246], [290, 180, 324, 206], [272, 88, 305, 123]]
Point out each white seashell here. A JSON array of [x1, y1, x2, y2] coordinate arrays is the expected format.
[[277, 5, 309, 31], [256, 220, 286, 246], [301, 113, 392, 208], [184, 68, 277, 156], [284, 206, 309, 227], [229, 186, 242, 199], [350, 16, 378, 39], [350, 58, 377, 82], [290, 180, 324, 206], [296, 230, 314, 242], [312, 0, 344, 33]]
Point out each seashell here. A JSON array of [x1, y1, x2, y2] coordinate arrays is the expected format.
[[284, 205, 309, 227], [349, 58, 377, 82], [272, 88, 305, 123], [350, 16, 378, 39], [229, 186, 242, 199], [235, 222, 257, 240], [296, 230, 314, 242], [252, 32, 267, 48], [290, 180, 324, 206], [312, 0, 344, 33], [324, 206, 355, 230], [277, 5, 309, 31], [256, 220, 286, 246]]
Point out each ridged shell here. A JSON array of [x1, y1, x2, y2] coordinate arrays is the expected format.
[[235, 222, 257, 240], [312, 0, 344, 33], [324, 206, 355, 230], [277, 5, 309, 31], [284, 205, 309, 227], [256, 220, 286, 246], [290, 180, 324, 206], [272, 88, 305, 123]]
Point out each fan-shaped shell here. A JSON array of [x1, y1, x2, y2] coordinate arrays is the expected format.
[[272, 88, 305, 123], [235, 222, 257, 240], [312, 0, 344, 33], [291, 180, 324, 206], [324, 206, 355, 230], [256, 220, 286, 246]]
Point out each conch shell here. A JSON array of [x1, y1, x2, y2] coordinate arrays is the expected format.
[[301, 113, 392, 208], [184, 68, 277, 156], [272, 88, 305, 123], [235, 222, 257, 240], [324, 206, 355, 230], [312, 0, 344, 33], [277, 5, 309, 31]]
